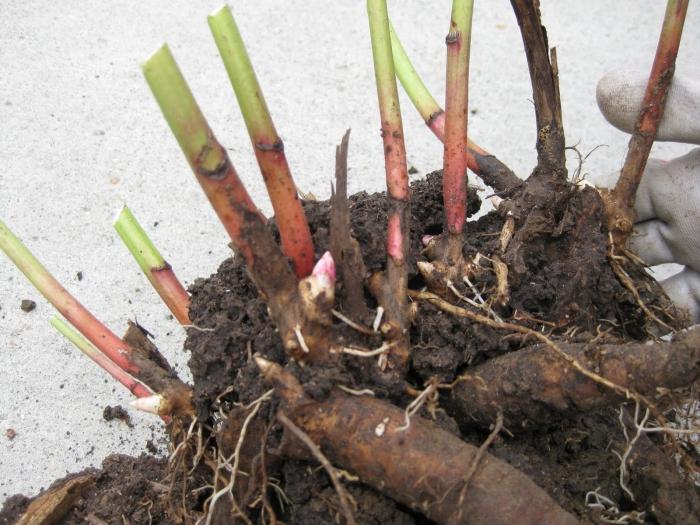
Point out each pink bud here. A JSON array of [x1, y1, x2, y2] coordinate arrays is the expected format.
[[421, 234, 434, 246], [312, 251, 336, 287]]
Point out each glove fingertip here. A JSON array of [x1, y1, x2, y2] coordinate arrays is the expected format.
[[596, 71, 641, 134]]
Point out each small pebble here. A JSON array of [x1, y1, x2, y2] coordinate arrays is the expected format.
[[5, 428, 16, 441], [103, 405, 133, 427], [20, 299, 36, 312]]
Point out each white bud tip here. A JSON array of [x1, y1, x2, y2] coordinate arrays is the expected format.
[[254, 355, 274, 373], [130, 394, 167, 415], [489, 196, 503, 210], [312, 251, 336, 286], [417, 261, 435, 275]]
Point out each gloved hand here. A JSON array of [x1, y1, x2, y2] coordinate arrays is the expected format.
[[595, 71, 700, 322]]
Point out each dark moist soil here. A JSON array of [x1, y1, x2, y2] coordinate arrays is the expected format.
[[3, 171, 698, 525], [0, 455, 168, 525]]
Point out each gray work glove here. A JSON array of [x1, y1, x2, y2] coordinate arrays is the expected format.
[[595, 71, 700, 322]]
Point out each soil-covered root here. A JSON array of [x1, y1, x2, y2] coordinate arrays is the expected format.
[[1, 455, 172, 525], [259, 358, 579, 525], [619, 409, 700, 524], [447, 325, 700, 430]]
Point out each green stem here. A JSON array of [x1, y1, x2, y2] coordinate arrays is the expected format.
[[142, 43, 263, 268], [0, 219, 139, 375], [367, 0, 411, 371], [367, 0, 409, 211], [388, 23, 442, 125], [442, 0, 474, 234], [208, 6, 315, 278], [389, 22, 520, 193], [50, 316, 152, 398], [114, 205, 191, 325]]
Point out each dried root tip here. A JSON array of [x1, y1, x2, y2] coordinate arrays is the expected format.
[[373, 306, 385, 332], [492, 256, 510, 306], [417, 260, 435, 276], [499, 216, 515, 253], [130, 394, 172, 416], [255, 355, 306, 407], [407, 301, 419, 323]]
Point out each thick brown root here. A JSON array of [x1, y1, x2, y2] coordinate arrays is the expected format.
[[448, 326, 700, 430], [258, 358, 578, 525]]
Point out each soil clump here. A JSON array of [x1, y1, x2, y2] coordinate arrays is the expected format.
[[4, 171, 698, 524]]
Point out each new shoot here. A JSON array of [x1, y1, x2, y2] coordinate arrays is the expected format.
[[142, 43, 264, 270], [208, 6, 315, 278], [367, 0, 410, 370], [0, 219, 139, 375], [50, 316, 152, 399], [114, 205, 191, 325], [442, 0, 474, 236]]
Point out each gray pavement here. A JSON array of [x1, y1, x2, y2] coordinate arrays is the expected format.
[[1, 1, 698, 501]]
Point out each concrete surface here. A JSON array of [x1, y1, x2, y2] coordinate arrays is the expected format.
[[1, 1, 698, 502]]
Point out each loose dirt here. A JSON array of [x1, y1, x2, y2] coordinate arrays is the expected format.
[[2, 171, 698, 524]]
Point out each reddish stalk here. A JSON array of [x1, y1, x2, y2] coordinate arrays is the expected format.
[[208, 7, 315, 278], [442, 0, 474, 235], [149, 268, 190, 324], [609, 0, 689, 247], [389, 24, 520, 193], [367, 0, 411, 370], [144, 45, 338, 366], [142, 44, 265, 270], [1, 219, 192, 417], [0, 219, 140, 376], [50, 316, 153, 399], [114, 205, 191, 325]]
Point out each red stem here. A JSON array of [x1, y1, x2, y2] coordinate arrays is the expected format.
[[151, 265, 191, 325], [442, 15, 471, 235], [190, 154, 267, 271], [50, 292, 140, 376], [88, 349, 153, 399], [252, 138, 315, 278], [613, 0, 689, 221], [428, 111, 482, 165], [427, 111, 521, 193]]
